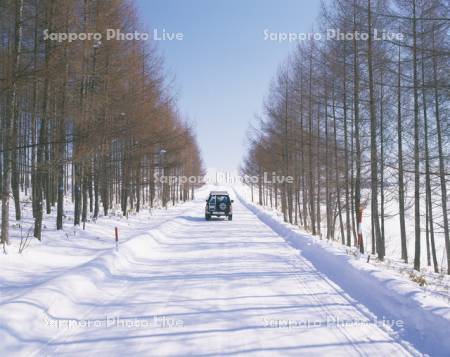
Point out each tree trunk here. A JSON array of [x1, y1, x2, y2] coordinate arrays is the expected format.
[[412, 0, 421, 271], [367, 0, 383, 260], [396, 43, 408, 263]]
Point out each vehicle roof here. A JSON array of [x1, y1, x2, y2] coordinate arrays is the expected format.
[[209, 191, 229, 195]]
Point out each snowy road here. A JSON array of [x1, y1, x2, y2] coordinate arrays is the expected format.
[[1, 188, 426, 356]]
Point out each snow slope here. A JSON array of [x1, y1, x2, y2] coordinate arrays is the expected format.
[[234, 187, 450, 356], [0, 184, 449, 356]]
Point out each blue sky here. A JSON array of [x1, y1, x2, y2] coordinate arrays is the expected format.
[[135, 0, 323, 172]]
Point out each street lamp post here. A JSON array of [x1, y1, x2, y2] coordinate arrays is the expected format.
[[159, 148, 167, 207]]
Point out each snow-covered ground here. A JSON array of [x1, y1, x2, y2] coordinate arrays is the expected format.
[[1, 184, 449, 356], [234, 183, 450, 302]]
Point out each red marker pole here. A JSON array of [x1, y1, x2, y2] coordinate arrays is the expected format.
[[357, 208, 364, 253], [115, 227, 119, 251]]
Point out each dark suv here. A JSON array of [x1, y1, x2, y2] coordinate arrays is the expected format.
[[205, 191, 233, 221]]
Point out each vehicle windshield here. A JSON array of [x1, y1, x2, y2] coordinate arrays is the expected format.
[[210, 195, 230, 205]]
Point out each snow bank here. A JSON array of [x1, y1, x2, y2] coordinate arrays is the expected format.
[[0, 211, 192, 356], [0, 186, 209, 356], [234, 188, 450, 356]]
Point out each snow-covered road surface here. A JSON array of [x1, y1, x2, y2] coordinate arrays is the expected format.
[[0, 187, 440, 356]]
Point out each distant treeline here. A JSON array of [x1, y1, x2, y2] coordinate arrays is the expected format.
[[241, 0, 449, 273], [0, 0, 204, 244]]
